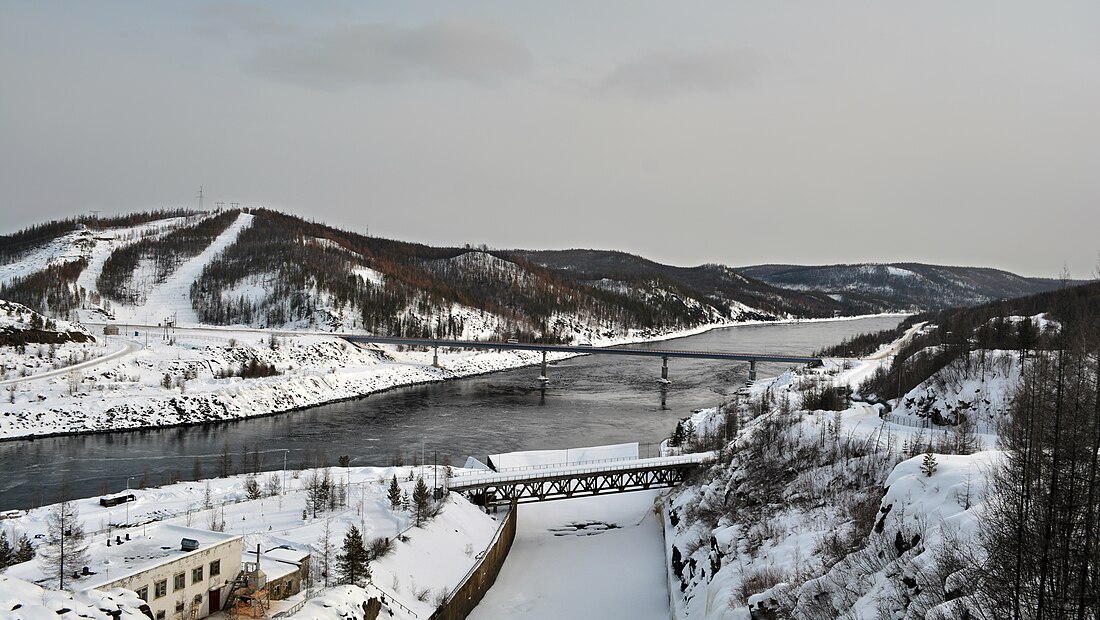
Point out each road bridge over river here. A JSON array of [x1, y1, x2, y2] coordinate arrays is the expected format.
[[448, 453, 714, 507], [341, 335, 822, 381]]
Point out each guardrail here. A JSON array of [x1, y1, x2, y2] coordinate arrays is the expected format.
[[271, 598, 308, 618], [364, 582, 418, 618]]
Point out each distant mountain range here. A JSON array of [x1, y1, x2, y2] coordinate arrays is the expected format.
[[0, 210, 1078, 341], [738, 263, 1069, 312]]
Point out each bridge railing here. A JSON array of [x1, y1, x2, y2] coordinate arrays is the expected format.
[[452, 454, 651, 478], [450, 453, 713, 488]]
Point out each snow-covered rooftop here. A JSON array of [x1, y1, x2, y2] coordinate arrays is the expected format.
[[5, 523, 240, 592], [487, 442, 639, 472]]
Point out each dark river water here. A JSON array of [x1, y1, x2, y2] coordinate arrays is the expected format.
[[0, 316, 903, 511]]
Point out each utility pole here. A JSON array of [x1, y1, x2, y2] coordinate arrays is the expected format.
[[197, 186, 204, 211], [58, 505, 65, 589]]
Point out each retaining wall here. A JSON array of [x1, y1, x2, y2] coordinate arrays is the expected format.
[[430, 505, 517, 620]]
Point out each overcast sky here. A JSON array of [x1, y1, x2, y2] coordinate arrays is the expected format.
[[2, 1, 1098, 278]]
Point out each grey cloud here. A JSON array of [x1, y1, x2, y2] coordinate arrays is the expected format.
[[249, 20, 532, 89], [600, 48, 761, 99]]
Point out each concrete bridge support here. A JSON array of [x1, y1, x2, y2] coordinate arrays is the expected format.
[[539, 351, 549, 382], [748, 360, 757, 382], [433, 346, 439, 368], [660, 356, 669, 383]]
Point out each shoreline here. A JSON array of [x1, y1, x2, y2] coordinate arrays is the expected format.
[[0, 313, 907, 444]]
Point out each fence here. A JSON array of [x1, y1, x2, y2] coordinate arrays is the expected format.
[[882, 412, 998, 435], [429, 505, 517, 620]]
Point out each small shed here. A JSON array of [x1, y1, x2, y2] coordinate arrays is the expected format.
[[103, 325, 120, 336]]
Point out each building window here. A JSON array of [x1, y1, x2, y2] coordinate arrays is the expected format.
[[136, 586, 149, 602], [210, 559, 221, 577], [173, 572, 185, 591], [175, 601, 185, 613], [192, 566, 204, 584], [156, 611, 165, 620], [154, 579, 167, 598]]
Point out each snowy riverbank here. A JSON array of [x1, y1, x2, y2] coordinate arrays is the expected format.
[[0, 313, 903, 442]]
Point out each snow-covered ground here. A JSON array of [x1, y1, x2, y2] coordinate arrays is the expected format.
[[3, 315, 959, 620], [469, 490, 670, 620], [0, 463, 503, 620], [663, 326, 1018, 619]]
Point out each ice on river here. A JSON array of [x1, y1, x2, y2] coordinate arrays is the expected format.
[[469, 490, 669, 620]]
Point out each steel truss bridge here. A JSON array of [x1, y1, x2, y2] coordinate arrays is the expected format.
[[448, 453, 714, 507], [341, 335, 821, 381]]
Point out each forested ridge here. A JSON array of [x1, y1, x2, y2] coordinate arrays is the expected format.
[[7, 208, 1052, 344], [0, 259, 88, 320], [518, 248, 844, 319], [740, 262, 1067, 313], [189, 209, 750, 339]]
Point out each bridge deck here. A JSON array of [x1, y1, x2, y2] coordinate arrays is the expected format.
[[449, 453, 714, 505], [343, 335, 820, 364]]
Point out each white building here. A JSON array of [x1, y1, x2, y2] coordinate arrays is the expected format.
[[78, 524, 242, 620]]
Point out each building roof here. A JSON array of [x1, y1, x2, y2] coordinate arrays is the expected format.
[[263, 546, 309, 565], [487, 442, 639, 471], [74, 524, 241, 590], [239, 546, 308, 582]]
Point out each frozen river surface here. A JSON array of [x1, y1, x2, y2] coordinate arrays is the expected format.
[[469, 490, 669, 620]]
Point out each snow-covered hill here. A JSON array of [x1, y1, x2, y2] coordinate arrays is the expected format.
[[663, 331, 1017, 619], [2, 208, 810, 440], [740, 262, 1066, 312]]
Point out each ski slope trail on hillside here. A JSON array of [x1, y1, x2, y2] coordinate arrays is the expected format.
[[74, 217, 194, 310], [118, 212, 253, 326]]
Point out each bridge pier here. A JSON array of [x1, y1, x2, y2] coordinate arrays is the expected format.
[[433, 346, 439, 368], [539, 351, 549, 382], [748, 359, 757, 382], [659, 356, 670, 383]]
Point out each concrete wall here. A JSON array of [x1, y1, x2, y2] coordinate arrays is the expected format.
[[430, 506, 517, 620], [99, 538, 242, 620]]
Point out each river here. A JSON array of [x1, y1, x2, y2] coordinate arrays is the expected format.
[[0, 316, 903, 511]]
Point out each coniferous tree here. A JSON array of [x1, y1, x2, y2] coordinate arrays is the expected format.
[[336, 525, 371, 586], [13, 533, 34, 563], [387, 475, 401, 511], [0, 530, 12, 569], [413, 477, 431, 527], [920, 448, 937, 477], [244, 475, 261, 500]]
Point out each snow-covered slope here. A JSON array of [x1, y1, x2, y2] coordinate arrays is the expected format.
[[0, 300, 93, 345], [663, 334, 1018, 619], [112, 212, 253, 326]]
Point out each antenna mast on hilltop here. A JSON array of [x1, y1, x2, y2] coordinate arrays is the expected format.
[[197, 186, 204, 210]]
